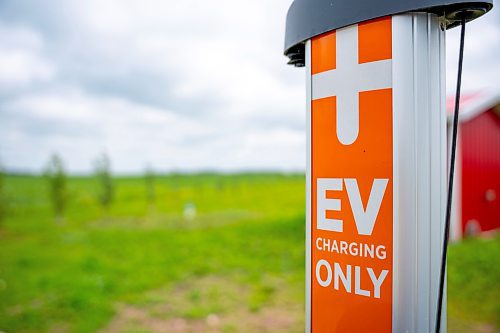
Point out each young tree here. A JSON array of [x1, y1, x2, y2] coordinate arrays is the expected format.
[[45, 154, 68, 220], [145, 165, 156, 206], [94, 153, 114, 210], [0, 162, 5, 226]]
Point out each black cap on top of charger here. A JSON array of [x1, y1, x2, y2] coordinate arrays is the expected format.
[[284, 0, 493, 67]]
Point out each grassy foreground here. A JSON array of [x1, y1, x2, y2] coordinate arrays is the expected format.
[[0, 173, 498, 332]]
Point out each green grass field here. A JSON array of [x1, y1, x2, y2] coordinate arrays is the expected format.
[[0, 174, 498, 332]]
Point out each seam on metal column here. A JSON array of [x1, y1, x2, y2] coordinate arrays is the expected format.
[[392, 16, 399, 332], [412, 13, 419, 332], [426, 14, 433, 332]]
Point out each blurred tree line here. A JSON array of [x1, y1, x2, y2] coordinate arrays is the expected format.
[[0, 153, 158, 222], [43, 153, 156, 220]]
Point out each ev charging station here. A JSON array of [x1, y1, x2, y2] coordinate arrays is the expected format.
[[284, 1, 493, 332]]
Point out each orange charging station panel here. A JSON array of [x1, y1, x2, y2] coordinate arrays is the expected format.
[[310, 17, 393, 332]]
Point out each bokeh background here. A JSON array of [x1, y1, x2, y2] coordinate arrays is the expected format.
[[0, 1, 498, 332]]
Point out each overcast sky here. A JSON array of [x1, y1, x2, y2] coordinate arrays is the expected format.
[[0, 1, 498, 174]]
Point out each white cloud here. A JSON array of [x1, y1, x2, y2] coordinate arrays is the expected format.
[[0, 0, 498, 174], [0, 24, 55, 90], [1, 88, 205, 171], [0, 86, 305, 173], [0, 0, 305, 173]]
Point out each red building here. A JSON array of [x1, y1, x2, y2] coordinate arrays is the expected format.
[[449, 90, 500, 240]]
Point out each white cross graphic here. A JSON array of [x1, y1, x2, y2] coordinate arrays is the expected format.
[[312, 24, 392, 145]]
